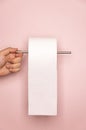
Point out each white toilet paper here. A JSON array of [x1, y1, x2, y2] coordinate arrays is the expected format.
[[28, 38, 57, 116]]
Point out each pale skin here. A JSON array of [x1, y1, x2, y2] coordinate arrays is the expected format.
[[0, 47, 23, 76]]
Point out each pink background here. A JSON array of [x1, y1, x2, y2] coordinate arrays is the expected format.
[[0, 0, 86, 130]]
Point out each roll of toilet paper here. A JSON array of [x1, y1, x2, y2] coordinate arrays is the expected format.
[[28, 38, 57, 116]]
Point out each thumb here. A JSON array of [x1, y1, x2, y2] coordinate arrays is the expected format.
[[0, 47, 18, 56]]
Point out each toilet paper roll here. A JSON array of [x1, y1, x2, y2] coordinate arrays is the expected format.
[[28, 38, 57, 116]]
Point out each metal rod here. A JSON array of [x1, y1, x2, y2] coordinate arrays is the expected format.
[[57, 51, 71, 54], [16, 50, 71, 54]]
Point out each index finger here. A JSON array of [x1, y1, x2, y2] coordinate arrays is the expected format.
[[15, 52, 23, 57], [0, 47, 18, 56]]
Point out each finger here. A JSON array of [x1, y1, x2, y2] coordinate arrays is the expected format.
[[11, 57, 22, 64], [0, 47, 18, 56], [6, 63, 21, 69], [15, 52, 23, 57], [9, 68, 21, 73], [6, 53, 16, 62]]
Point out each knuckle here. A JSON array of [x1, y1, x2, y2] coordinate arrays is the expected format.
[[7, 47, 12, 50]]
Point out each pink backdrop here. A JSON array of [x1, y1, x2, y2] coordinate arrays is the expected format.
[[0, 0, 86, 130]]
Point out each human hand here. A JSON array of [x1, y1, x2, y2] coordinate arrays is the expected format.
[[0, 47, 23, 76]]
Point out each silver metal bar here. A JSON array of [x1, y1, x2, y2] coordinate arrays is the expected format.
[[16, 50, 71, 54], [57, 51, 71, 54]]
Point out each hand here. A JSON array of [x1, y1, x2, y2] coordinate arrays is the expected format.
[[0, 47, 23, 76]]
